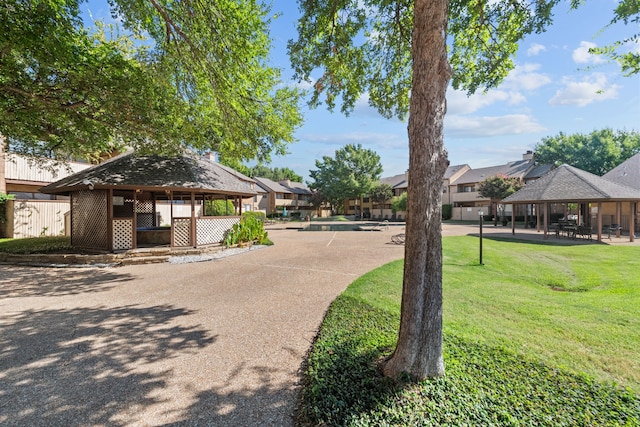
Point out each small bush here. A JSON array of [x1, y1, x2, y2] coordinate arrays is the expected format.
[[241, 211, 266, 221], [442, 204, 452, 220], [289, 211, 301, 220], [223, 215, 272, 247], [205, 199, 235, 216]]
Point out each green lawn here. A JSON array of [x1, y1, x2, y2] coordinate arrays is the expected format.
[[0, 236, 72, 254], [298, 236, 640, 426]]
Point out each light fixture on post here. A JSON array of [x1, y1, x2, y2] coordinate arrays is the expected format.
[[479, 210, 484, 265]]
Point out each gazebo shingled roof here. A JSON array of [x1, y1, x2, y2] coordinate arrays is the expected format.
[[502, 164, 640, 204], [40, 151, 256, 197]]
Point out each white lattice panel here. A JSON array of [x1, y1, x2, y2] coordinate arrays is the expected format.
[[112, 219, 133, 250], [173, 218, 192, 247], [197, 217, 240, 245]]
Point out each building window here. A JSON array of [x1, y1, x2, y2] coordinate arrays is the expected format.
[[457, 184, 475, 193]]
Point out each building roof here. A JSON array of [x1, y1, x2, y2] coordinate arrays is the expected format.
[[254, 177, 291, 194], [253, 177, 312, 195], [444, 164, 470, 180], [455, 159, 533, 185], [602, 153, 640, 190], [216, 162, 254, 183], [378, 164, 469, 190], [39, 151, 256, 197], [524, 163, 554, 180], [502, 164, 640, 203], [380, 173, 407, 189], [284, 181, 313, 195]]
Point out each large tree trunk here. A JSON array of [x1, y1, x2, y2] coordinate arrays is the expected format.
[[382, 0, 450, 380]]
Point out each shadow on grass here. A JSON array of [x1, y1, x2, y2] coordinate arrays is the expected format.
[[0, 265, 132, 298], [0, 305, 215, 426], [469, 233, 603, 247], [296, 295, 640, 426]]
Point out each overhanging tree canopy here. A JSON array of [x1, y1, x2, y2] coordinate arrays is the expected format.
[[0, 0, 303, 163]]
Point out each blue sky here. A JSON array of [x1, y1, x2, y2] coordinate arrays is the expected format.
[[86, 1, 639, 182], [265, 1, 640, 182]]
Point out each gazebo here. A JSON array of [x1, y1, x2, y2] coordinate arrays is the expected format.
[[502, 164, 640, 242], [40, 152, 256, 251]]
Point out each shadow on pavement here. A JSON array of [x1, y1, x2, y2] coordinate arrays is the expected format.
[[0, 266, 133, 298], [0, 305, 215, 426]]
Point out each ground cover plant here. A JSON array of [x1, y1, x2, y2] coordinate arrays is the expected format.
[[0, 236, 72, 254], [297, 236, 640, 425]]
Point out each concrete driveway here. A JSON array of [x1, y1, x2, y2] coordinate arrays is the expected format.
[[0, 226, 406, 426]]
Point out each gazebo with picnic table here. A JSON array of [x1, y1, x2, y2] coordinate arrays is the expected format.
[[501, 164, 640, 242], [39, 151, 256, 252]]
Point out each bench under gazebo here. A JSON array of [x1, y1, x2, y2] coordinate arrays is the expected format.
[[502, 164, 640, 242], [40, 152, 256, 252]]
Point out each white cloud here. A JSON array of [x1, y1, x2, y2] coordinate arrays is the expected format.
[[301, 131, 407, 150], [444, 114, 545, 138], [548, 73, 619, 107], [527, 43, 547, 56], [572, 41, 607, 65], [503, 63, 552, 91], [446, 88, 525, 115]]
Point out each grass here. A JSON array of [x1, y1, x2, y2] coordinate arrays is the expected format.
[[0, 236, 73, 254], [298, 236, 640, 426]]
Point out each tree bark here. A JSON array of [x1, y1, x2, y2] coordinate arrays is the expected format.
[[382, 0, 450, 380]]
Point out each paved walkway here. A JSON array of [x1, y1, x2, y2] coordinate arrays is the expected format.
[[1, 222, 633, 426], [0, 226, 405, 426]]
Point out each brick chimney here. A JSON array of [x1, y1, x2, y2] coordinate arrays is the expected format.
[[523, 150, 534, 161]]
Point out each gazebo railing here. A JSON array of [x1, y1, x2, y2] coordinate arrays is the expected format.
[[196, 216, 240, 246], [112, 218, 134, 250]]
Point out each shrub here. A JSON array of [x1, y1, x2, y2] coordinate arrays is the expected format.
[[223, 215, 272, 247], [242, 211, 266, 221], [0, 192, 15, 224], [289, 211, 301, 220], [442, 204, 452, 220], [205, 199, 235, 216]]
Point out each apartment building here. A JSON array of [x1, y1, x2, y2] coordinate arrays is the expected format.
[[447, 151, 552, 220], [1, 148, 90, 237], [344, 151, 552, 221], [253, 177, 316, 218]]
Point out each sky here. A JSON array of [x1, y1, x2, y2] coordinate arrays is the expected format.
[[86, 1, 640, 183]]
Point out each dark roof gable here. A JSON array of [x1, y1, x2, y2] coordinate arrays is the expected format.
[[39, 151, 256, 197]]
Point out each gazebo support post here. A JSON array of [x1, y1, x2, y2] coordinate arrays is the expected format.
[[170, 191, 175, 247], [133, 189, 138, 249], [597, 202, 603, 242], [511, 206, 515, 235], [536, 203, 541, 232], [630, 202, 636, 242], [108, 188, 114, 251], [616, 202, 622, 238], [191, 191, 197, 248], [543, 202, 549, 239]]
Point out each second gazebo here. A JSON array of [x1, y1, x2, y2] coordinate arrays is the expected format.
[[502, 164, 640, 242]]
